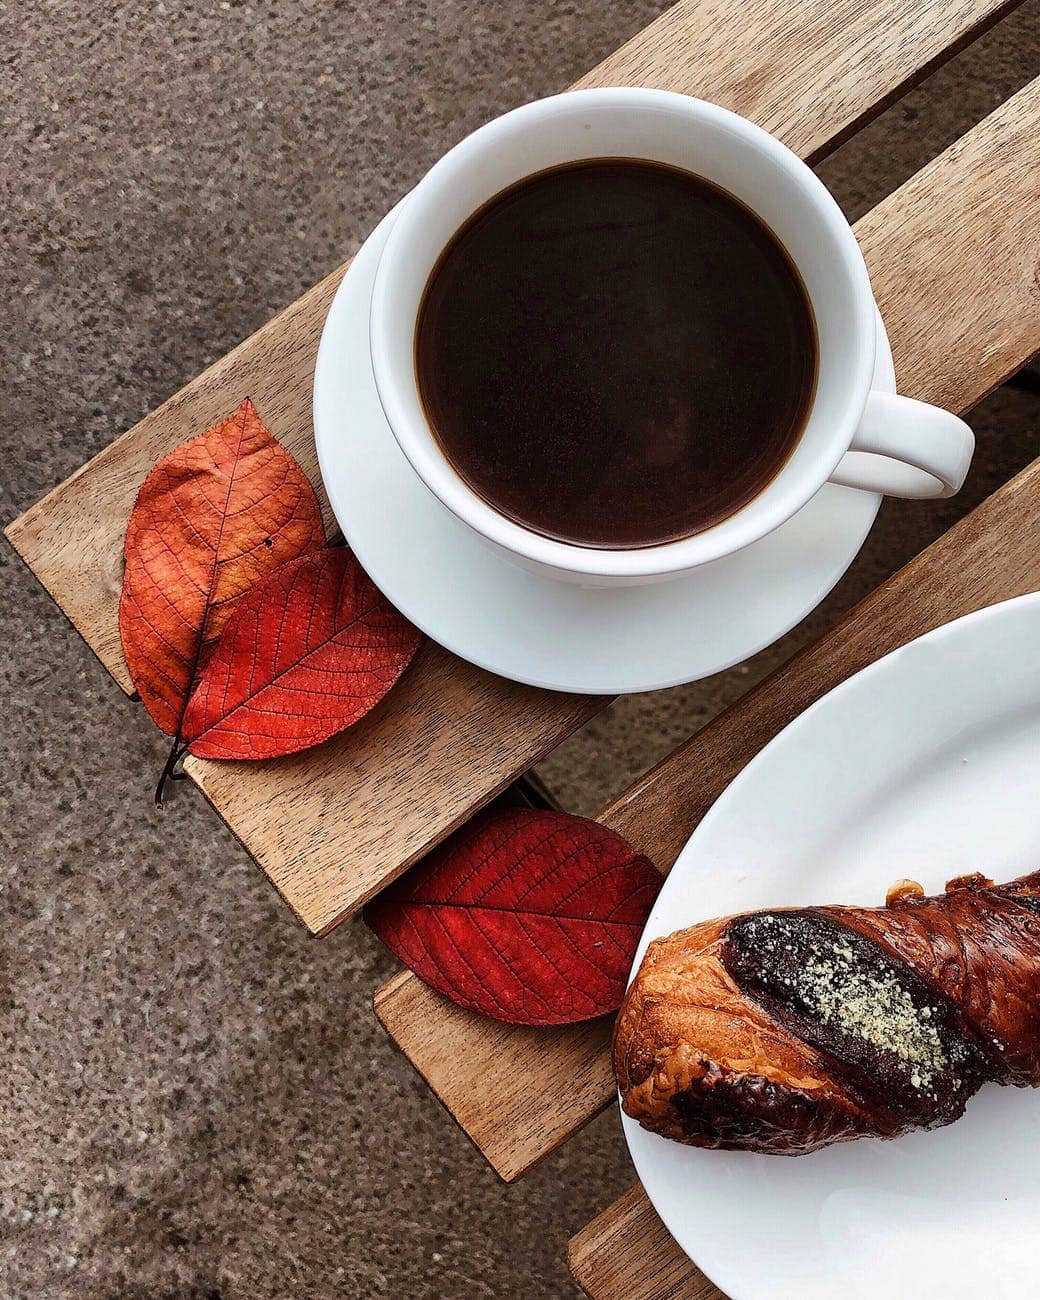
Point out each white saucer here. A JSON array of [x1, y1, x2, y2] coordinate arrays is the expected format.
[[313, 209, 895, 694]]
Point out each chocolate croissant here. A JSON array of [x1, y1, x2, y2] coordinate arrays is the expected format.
[[613, 871, 1040, 1154]]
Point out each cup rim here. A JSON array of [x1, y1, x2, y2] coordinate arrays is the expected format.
[[369, 87, 876, 579]]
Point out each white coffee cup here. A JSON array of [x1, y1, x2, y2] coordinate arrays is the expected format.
[[369, 88, 974, 586]]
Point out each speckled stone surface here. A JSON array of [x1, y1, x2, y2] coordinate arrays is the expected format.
[[2, 3, 1038, 1297]]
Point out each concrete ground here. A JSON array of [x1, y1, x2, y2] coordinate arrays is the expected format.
[[2, 3, 1038, 1297]]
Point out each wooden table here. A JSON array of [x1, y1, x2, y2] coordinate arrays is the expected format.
[[7, 0, 1039, 1295]]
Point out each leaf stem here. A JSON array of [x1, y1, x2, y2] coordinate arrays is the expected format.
[[154, 737, 187, 807]]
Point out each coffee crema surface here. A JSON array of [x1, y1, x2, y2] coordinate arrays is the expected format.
[[416, 159, 817, 549]]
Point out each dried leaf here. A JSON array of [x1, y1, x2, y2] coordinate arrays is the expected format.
[[119, 398, 325, 737], [182, 547, 421, 760], [364, 808, 661, 1025]]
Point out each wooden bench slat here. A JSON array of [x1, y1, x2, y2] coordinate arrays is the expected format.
[[375, 973, 614, 1184], [577, 0, 1020, 160], [568, 1186, 720, 1300], [186, 660, 600, 930], [374, 78, 1040, 1179], [3, 0, 1022, 935]]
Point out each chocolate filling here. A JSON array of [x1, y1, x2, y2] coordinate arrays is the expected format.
[[721, 910, 987, 1127]]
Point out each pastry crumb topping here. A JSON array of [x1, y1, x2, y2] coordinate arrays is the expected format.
[[722, 910, 985, 1108], [738, 914, 951, 1089]]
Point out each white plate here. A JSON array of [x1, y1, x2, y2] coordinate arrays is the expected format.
[[623, 593, 1040, 1300], [313, 209, 895, 694]]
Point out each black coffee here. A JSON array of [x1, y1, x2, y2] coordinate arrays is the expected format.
[[416, 159, 817, 549]]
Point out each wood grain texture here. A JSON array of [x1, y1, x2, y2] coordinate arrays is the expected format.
[[374, 971, 616, 1175], [577, 0, 1020, 162], [2, 0, 1023, 934], [374, 79, 1040, 1181], [568, 1185, 721, 1300], [186, 648, 600, 931]]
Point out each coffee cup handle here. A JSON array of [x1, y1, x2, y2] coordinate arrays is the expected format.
[[828, 391, 974, 499]]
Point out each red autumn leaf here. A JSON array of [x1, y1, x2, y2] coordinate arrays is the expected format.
[[181, 546, 421, 760], [364, 808, 661, 1025], [119, 397, 325, 738]]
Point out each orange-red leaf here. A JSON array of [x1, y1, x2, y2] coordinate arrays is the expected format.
[[364, 808, 661, 1025], [119, 398, 325, 735], [181, 547, 421, 760]]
